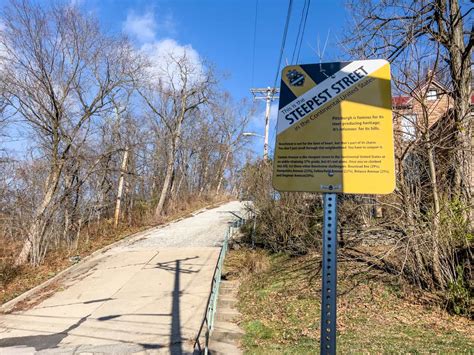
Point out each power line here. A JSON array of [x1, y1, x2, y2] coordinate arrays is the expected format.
[[251, 0, 259, 86], [272, 0, 293, 94], [291, 0, 308, 64], [296, 0, 311, 63]]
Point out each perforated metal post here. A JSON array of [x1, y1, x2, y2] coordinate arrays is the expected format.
[[320, 193, 338, 355]]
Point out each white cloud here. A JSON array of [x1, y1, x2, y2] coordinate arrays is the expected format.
[[141, 39, 204, 88], [160, 13, 176, 36], [123, 9, 203, 90], [122, 10, 176, 44], [123, 11, 157, 43]]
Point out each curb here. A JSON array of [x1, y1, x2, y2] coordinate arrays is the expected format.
[[1, 200, 230, 313]]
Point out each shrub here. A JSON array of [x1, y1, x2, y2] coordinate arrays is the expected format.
[[240, 160, 322, 255], [447, 265, 472, 317], [0, 261, 20, 288]]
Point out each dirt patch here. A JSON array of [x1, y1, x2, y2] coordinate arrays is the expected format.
[[5, 279, 62, 314]]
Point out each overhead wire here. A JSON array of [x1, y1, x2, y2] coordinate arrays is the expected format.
[[296, 0, 311, 63], [251, 0, 259, 87], [270, 1, 311, 148], [291, 0, 308, 64], [272, 0, 293, 95]]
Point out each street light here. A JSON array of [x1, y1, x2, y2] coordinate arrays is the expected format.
[[243, 132, 267, 158], [242, 132, 265, 138]]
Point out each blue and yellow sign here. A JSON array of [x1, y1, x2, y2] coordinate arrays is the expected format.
[[273, 60, 395, 194]]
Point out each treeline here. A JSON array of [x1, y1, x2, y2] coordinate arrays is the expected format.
[[243, 0, 472, 316], [0, 1, 254, 266]]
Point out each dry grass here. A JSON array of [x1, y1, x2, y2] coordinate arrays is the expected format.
[[224, 249, 270, 279], [227, 247, 474, 354]]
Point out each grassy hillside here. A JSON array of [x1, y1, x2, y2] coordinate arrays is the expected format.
[[224, 249, 473, 354]]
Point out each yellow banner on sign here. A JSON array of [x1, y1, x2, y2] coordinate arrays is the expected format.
[[273, 60, 395, 194]]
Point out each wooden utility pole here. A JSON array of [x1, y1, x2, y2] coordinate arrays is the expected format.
[[250, 87, 279, 160]]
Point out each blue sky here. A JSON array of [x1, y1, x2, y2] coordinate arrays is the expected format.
[[87, 0, 347, 100], [83, 0, 348, 156], [1, 0, 349, 157]]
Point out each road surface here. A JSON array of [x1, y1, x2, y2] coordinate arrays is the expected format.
[[0, 201, 245, 354]]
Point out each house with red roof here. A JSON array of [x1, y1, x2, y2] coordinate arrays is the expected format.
[[371, 77, 473, 218], [392, 79, 455, 146]]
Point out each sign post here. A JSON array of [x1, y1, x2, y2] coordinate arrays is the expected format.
[[272, 60, 395, 355], [320, 193, 338, 353]]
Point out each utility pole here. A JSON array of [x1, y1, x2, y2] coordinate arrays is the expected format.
[[250, 87, 280, 161]]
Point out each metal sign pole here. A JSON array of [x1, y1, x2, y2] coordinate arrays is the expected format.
[[320, 193, 338, 355], [271, 59, 394, 354]]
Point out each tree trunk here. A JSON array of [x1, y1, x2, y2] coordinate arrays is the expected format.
[[398, 159, 427, 286], [155, 140, 177, 218], [427, 136, 444, 288], [171, 172, 185, 202], [215, 148, 231, 195], [62, 164, 80, 248], [199, 163, 209, 196], [446, 0, 472, 207], [15, 166, 62, 266], [95, 154, 112, 222], [114, 147, 129, 228]]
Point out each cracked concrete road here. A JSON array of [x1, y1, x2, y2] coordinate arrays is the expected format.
[[0, 201, 245, 355]]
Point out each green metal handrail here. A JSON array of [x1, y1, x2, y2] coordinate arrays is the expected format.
[[193, 215, 246, 354]]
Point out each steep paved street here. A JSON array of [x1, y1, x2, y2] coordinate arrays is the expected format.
[[0, 201, 245, 354]]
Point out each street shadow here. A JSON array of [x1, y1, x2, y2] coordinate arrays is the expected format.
[[34, 297, 114, 309], [171, 260, 182, 355], [96, 312, 170, 322], [152, 256, 199, 355], [0, 256, 206, 353], [220, 211, 243, 219], [0, 314, 90, 351]]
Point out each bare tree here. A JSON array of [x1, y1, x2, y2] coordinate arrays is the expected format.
[[0, 0, 138, 265], [0, 0, 249, 272], [138, 51, 214, 218], [210, 94, 254, 195], [342, 0, 472, 305], [344, 0, 473, 208]]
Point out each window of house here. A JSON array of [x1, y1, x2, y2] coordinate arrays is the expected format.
[[401, 114, 416, 141], [427, 89, 438, 100]]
